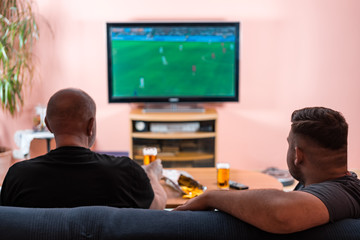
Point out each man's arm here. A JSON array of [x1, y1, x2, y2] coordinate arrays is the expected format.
[[174, 189, 329, 234], [142, 160, 167, 210]]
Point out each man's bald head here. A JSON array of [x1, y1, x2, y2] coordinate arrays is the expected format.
[[45, 88, 96, 147]]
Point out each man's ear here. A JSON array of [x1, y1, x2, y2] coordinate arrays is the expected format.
[[295, 147, 304, 166], [87, 117, 95, 136], [45, 117, 53, 133]]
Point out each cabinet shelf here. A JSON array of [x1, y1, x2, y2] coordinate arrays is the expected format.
[[132, 132, 216, 139], [134, 152, 214, 162]]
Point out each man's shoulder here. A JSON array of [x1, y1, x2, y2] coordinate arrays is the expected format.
[[329, 173, 360, 187], [93, 152, 132, 164], [297, 174, 360, 199], [5, 156, 47, 178], [91, 153, 148, 183], [92, 152, 142, 170], [11, 155, 47, 167], [294, 174, 360, 203]]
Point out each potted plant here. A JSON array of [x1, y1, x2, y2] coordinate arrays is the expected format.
[[0, 0, 40, 184]]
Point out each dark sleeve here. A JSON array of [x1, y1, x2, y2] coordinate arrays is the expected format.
[[128, 159, 155, 208], [114, 157, 154, 209], [298, 178, 360, 222], [0, 163, 22, 206]]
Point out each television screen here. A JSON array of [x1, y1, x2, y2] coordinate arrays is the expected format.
[[106, 22, 240, 104]]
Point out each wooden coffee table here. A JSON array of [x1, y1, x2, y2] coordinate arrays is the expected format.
[[162, 168, 283, 208]]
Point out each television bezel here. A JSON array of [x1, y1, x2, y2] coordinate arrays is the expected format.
[[106, 21, 240, 104]]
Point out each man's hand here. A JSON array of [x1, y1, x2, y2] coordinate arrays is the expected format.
[[173, 191, 214, 211], [142, 159, 163, 180]]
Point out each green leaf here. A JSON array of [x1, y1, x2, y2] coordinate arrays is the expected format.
[[0, 41, 8, 61], [0, 0, 39, 116]]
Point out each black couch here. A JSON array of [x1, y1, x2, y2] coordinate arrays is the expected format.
[[0, 206, 359, 240]]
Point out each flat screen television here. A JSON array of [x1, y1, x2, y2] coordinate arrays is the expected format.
[[106, 22, 240, 110]]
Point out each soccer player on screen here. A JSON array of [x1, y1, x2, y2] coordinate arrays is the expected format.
[[139, 77, 144, 88], [162, 56, 168, 65], [192, 65, 196, 76]]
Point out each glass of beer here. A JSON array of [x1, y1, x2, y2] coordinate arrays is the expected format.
[[143, 147, 157, 165], [217, 163, 230, 190]]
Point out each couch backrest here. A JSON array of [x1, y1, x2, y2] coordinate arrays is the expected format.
[[1, 206, 360, 240]]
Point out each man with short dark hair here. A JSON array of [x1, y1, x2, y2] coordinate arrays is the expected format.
[[175, 107, 360, 234], [1, 88, 167, 209]]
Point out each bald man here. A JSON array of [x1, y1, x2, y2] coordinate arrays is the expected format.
[[175, 107, 360, 233], [1, 88, 167, 209]]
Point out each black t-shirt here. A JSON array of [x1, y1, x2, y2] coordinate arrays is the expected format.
[[295, 172, 360, 222], [0, 146, 154, 208]]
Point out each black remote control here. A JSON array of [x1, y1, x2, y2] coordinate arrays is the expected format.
[[229, 180, 249, 190]]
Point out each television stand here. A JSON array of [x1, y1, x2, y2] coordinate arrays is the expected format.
[[142, 103, 205, 113], [129, 108, 217, 168]]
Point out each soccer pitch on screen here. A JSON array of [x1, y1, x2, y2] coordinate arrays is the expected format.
[[111, 40, 236, 98]]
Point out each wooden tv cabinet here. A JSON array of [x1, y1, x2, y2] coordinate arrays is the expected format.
[[129, 109, 217, 167]]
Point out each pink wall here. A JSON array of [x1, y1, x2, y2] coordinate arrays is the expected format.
[[1, 0, 360, 171]]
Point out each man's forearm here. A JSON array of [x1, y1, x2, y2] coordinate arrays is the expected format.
[[204, 189, 289, 232], [175, 189, 329, 234], [142, 160, 168, 209], [147, 172, 167, 209]]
